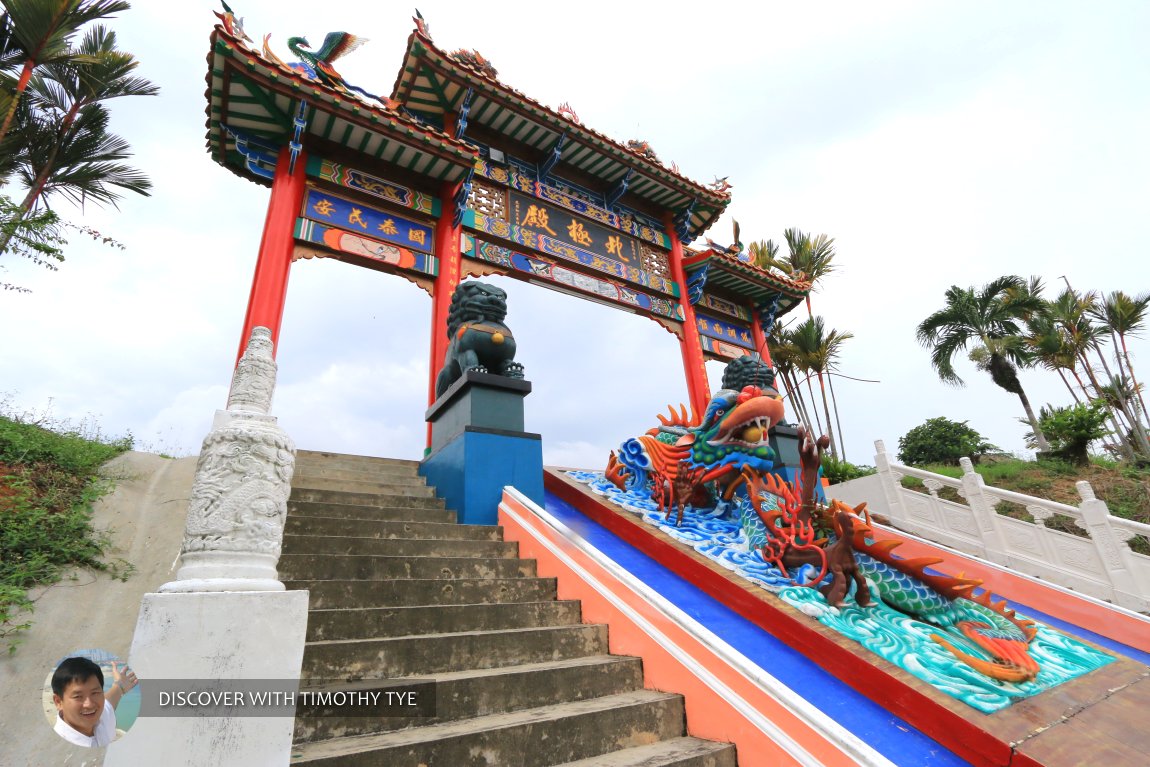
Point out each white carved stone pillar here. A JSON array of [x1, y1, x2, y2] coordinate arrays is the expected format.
[[1075, 481, 1148, 611], [109, 326, 308, 767], [873, 440, 910, 527], [161, 327, 296, 592], [959, 457, 1008, 565]]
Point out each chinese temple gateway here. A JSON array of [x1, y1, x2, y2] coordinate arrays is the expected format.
[[205, 19, 811, 422], [138, 10, 1150, 767]]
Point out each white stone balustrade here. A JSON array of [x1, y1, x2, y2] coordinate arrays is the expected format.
[[872, 439, 1150, 612]]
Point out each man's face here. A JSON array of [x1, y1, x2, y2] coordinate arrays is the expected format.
[[54, 676, 105, 736]]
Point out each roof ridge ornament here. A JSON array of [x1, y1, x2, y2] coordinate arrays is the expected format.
[[286, 32, 387, 104], [214, 1, 251, 43], [625, 139, 660, 165], [708, 175, 733, 195], [706, 219, 745, 260], [413, 8, 432, 40], [557, 102, 581, 125], [450, 48, 498, 79]]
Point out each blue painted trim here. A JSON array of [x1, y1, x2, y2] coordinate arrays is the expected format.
[[543, 489, 970, 767]]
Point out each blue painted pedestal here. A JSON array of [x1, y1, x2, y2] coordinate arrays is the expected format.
[[420, 371, 544, 525]]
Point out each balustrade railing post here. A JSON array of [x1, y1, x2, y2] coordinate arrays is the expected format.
[[958, 457, 1009, 565], [873, 440, 910, 527], [1075, 481, 1148, 612]]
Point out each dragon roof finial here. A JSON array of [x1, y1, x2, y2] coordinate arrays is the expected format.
[[413, 8, 431, 39]]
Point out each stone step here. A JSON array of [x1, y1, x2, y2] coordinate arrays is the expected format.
[[555, 737, 738, 767], [285, 577, 559, 609], [302, 624, 609, 681], [284, 516, 496, 541], [288, 500, 456, 524], [293, 462, 425, 483], [294, 655, 644, 743], [280, 553, 536, 582], [290, 690, 686, 766], [290, 488, 445, 509], [305, 601, 584, 642], [291, 476, 437, 495], [280, 535, 518, 559], [296, 450, 421, 472]]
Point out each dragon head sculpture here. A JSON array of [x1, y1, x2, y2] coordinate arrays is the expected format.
[[684, 385, 785, 475]]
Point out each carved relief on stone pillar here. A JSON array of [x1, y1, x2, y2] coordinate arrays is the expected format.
[[227, 326, 276, 413], [162, 326, 295, 593], [181, 415, 294, 558]]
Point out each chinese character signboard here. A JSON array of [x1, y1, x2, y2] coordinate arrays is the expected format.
[[303, 189, 434, 254], [510, 191, 641, 269], [695, 311, 754, 350]]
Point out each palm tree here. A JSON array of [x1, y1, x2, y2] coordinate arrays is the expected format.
[[781, 228, 836, 316], [14, 24, 156, 210], [1094, 290, 1150, 430], [0, 99, 150, 255], [917, 275, 1051, 451], [769, 322, 816, 434], [1025, 314, 1083, 403], [1059, 289, 1150, 455], [747, 238, 783, 273], [0, 0, 130, 145], [1047, 289, 1138, 459], [791, 315, 853, 461]]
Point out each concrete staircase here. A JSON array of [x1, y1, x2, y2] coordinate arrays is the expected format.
[[283, 449, 737, 766]]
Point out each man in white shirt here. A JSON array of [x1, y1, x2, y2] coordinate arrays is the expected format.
[[51, 656, 138, 747]]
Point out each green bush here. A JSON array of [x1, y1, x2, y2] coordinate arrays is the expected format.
[[820, 455, 876, 484], [897, 417, 996, 466], [0, 405, 133, 651], [0, 415, 131, 473], [1023, 401, 1109, 466]]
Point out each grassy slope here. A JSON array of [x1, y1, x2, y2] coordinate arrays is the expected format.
[[0, 412, 133, 650]]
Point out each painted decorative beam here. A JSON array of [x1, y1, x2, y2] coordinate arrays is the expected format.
[[288, 100, 309, 175], [605, 168, 635, 209], [453, 166, 475, 228], [674, 198, 696, 244], [223, 123, 278, 179], [537, 131, 567, 183], [455, 87, 474, 140], [686, 263, 709, 305]]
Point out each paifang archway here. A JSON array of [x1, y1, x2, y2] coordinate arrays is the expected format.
[[205, 21, 811, 448]]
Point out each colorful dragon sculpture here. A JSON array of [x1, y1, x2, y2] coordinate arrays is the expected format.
[[604, 377, 1041, 683]]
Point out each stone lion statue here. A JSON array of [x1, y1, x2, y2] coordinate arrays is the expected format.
[[721, 353, 776, 392], [435, 281, 525, 397]]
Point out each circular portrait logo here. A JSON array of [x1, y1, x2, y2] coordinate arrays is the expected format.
[[42, 648, 140, 748]]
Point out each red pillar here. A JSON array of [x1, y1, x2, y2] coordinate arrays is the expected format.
[[665, 216, 711, 419], [427, 115, 464, 449], [236, 145, 307, 363], [751, 306, 773, 365], [427, 179, 463, 408]]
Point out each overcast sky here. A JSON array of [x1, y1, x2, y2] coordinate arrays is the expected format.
[[2, 0, 1148, 471]]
